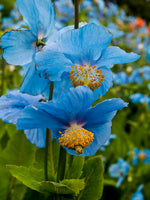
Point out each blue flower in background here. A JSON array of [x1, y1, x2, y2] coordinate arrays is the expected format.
[[0, 4, 4, 11], [129, 66, 150, 85], [54, 0, 74, 23], [2, 17, 13, 30], [109, 158, 130, 187], [107, 23, 124, 38], [17, 86, 127, 156], [132, 148, 150, 165], [1, 0, 55, 66], [36, 23, 140, 98], [130, 93, 150, 109], [130, 185, 144, 200], [113, 72, 129, 85], [0, 90, 46, 148]]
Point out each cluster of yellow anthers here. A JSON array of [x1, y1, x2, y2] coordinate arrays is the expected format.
[[69, 65, 105, 90], [59, 125, 94, 154], [138, 152, 146, 160]]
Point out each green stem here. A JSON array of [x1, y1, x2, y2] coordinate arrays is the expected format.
[[44, 129, 49, 181], [74, 0, 79, 29], [1, 57, 5, 96], [49, 129, 55, 177], [44, 81, 54, 181], [57, 146, 66, 181]]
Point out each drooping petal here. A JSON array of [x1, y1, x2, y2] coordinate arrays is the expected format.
[[17, 0, 55, 38], [0, 90, 43, 124], [20, 62, 50, 99], [35, 50, 72, 81], [24, 128, 46, 148], [58, 23, 113, 65], [97, 46, 140, 68], [1, 30, 36, 65], [84, 98, 128, 127], [17, 105, 65, 130]]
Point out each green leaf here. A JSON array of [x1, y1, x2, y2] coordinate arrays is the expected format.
[[78, 156, 104, 200], [65, 156, 84, 179], [61, 179, 85, 195], [7, 165, 84, 196]]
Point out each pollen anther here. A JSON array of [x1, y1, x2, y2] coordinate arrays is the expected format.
[[69, 65, 105, 90], [138, 152, 146, 160], [59, 124, 94, 154]]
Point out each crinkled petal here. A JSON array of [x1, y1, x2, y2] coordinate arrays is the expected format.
[[97, 46, 140, 67], [24, 128, 46, 148], [35, 50, 72, 81], [1, 30, 36, 65], [17, 0, 55, 38], [58, 23, 113, 65], [84, 98, 128, 127], [55, 86, 94, 122], [20, 62, 50, 99]]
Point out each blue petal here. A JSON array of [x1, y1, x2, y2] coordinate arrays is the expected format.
[[24, 128, 46, 148], [17, 0, 55, 38], [97, 46, 140, 67], [116, 176, 124, 187], [55, 86, 94, 122], [84, 98, 128, 127], [20, 62, 50, 99], [58, 23, 113, 65], [35, 50, 72, 81], [93, 67, 113, 98], [17, 105, 65, 130], [0, 90, 43, 124], [1, 30, 36, 65]]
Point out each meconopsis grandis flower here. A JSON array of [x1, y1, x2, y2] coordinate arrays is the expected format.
[[35, 23, 140, 100], [17, 86, 128, 156], [1, 0, 55, 66], [1, 0, 55, 98]]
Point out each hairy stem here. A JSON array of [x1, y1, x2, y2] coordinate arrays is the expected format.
[[44, 81, 54, 181], [74, 0, 79, 29]]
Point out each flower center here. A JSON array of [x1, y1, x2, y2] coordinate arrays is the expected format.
[[69, 65, 105, 90], [59, 124, 94, 154], [138, 152, 146, 160]]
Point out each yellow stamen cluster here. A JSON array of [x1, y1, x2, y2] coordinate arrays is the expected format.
[[69, 65, 105, 90], [138, 153, 146, 160], [59, 125, 94, 154]]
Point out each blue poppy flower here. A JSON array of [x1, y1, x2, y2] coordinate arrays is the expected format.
[[113, 72, 129, 85], [2, 17, 13, 30], [0, 90, 46, 148], [129, 66, 150, 85], [0, 4, 4, 11], [1, 0, 55, 66], [107, 23, 124, 38], [109, 158, 130, 187], [130, 185, 144, 200], [130, 93, 150, 109], [36, 23, 140, 97], [17, 86, 127, 156], [132, 148, 150, 165], [54, 0, 74, 23]]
